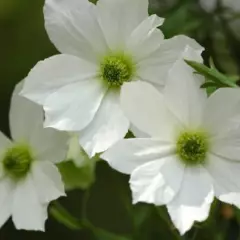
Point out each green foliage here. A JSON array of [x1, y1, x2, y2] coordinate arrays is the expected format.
[[185, 60, 239, 89]]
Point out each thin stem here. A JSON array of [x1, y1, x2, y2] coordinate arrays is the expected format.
[[81, 189, 91, 220], [50, 202, 83, 230], [50, 202, 132, 240]]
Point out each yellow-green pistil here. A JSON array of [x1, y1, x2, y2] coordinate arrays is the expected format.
[[2, 144, 33, 179], [100, 54, 135, 87], [176, 131, 209, 166]]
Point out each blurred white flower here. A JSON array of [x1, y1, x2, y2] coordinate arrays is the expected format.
[[200, 0, 240, 12], [0, 81, 68, 231], [200, 0, 240, 39], [66, 133, 90, 168], [102, 47, 240, 235], [21, 0, 203, 158]]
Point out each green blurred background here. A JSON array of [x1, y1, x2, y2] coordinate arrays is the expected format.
[[1, 0, 240, 239]]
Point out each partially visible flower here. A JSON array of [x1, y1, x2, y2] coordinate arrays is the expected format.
[[200, 0, 240, 39], [200, 0, 240, 12], [21, 0, 203, 158], [0, 81, 68, 231], [66, 133, 91, 168], [102, 47, 240, 235], [57, 133, 97, 191]]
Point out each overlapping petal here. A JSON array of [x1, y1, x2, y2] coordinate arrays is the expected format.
[[121, 81, 182, 140], [79, 89, 129, 157], [10, 81, 68, 163], [164, 47, 207, 128], [205, 154, 240, 206], [12, 176, 48, 231], [102, 138, 175, 174], [0, 178, 14, 228], [21, 54, 97, 106], [137, 35, 203, 86], [167, 193, 213, 235], [167, 167, 214, 235], [126, 15, 164, 61], [44, 0, 108, 61], [202, 88, 240, 137], [44, 79, 108, 131], [31, 161, 65, 204], [130, 155, 184, 205], [96, 0, 148, 49]]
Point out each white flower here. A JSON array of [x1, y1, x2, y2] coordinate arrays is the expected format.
[[102, 47, 240, 235], [0, 81, 68, 231], [21, 0, 203, 158]]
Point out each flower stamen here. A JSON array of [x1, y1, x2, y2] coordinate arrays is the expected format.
[[176, 131, 209, 166], [2, 144, 34, 179], [100, 54, 135, 87]]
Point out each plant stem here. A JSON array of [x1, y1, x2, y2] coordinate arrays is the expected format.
[[50, 202, 83, 230]]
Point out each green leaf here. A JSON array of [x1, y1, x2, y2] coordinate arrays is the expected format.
[[92, 228, 132, 240], [200, 82, 220, 89], [58, 159, 96, 191], [132, 204, 153, 229], [185, 60, 239, 88]]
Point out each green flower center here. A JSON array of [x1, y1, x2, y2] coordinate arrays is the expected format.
[[100, 54, 135, 87], [2, 144, 34, 179], [176, 131, 209, 166]]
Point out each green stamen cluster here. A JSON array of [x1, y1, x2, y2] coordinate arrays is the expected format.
[[3, 144, 34, 179], [100, 54, 135, 87], [176, 131, 209, 166]]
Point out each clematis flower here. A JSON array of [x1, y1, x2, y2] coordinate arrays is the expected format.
[[0, 81, 68, 231], [102, 47, 240, 235], [21, 0, 202, 157]]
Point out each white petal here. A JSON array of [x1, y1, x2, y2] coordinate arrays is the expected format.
[[102, 138, 175, 174], [173, 166, 213, 206], [96, 0, 148, 49], [121, 81, 182, 140], [164, 47, 207, 127], [0, 132, 12, 154], [211, 127, 240, 161], [166, 166, 214, 235], [12, 176, 48, 231], [44, 0, 108, 61], [10, 81, 43, 142], [0, 178, 14, 228], [137, 36, 203, 86], [203, 88, 240, 137], [31, 161, 65, 204], [130, 156, 184, 205], [205, 154, 240, 206], [10, 81, 68, 163], [167, 192, 213, 235], [32, 128, 68, 164], [127, 15, 164, 61], [44, 79, 108, 131], [130, 124, 150, 138], [79, 89, 129, 157], [21, 54, 97, 106]]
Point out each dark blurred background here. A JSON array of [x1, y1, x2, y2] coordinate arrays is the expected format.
[[1, 0, 240, 239]]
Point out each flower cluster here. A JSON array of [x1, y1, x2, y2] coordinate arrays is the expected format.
[[2, 0, 240, 236]]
